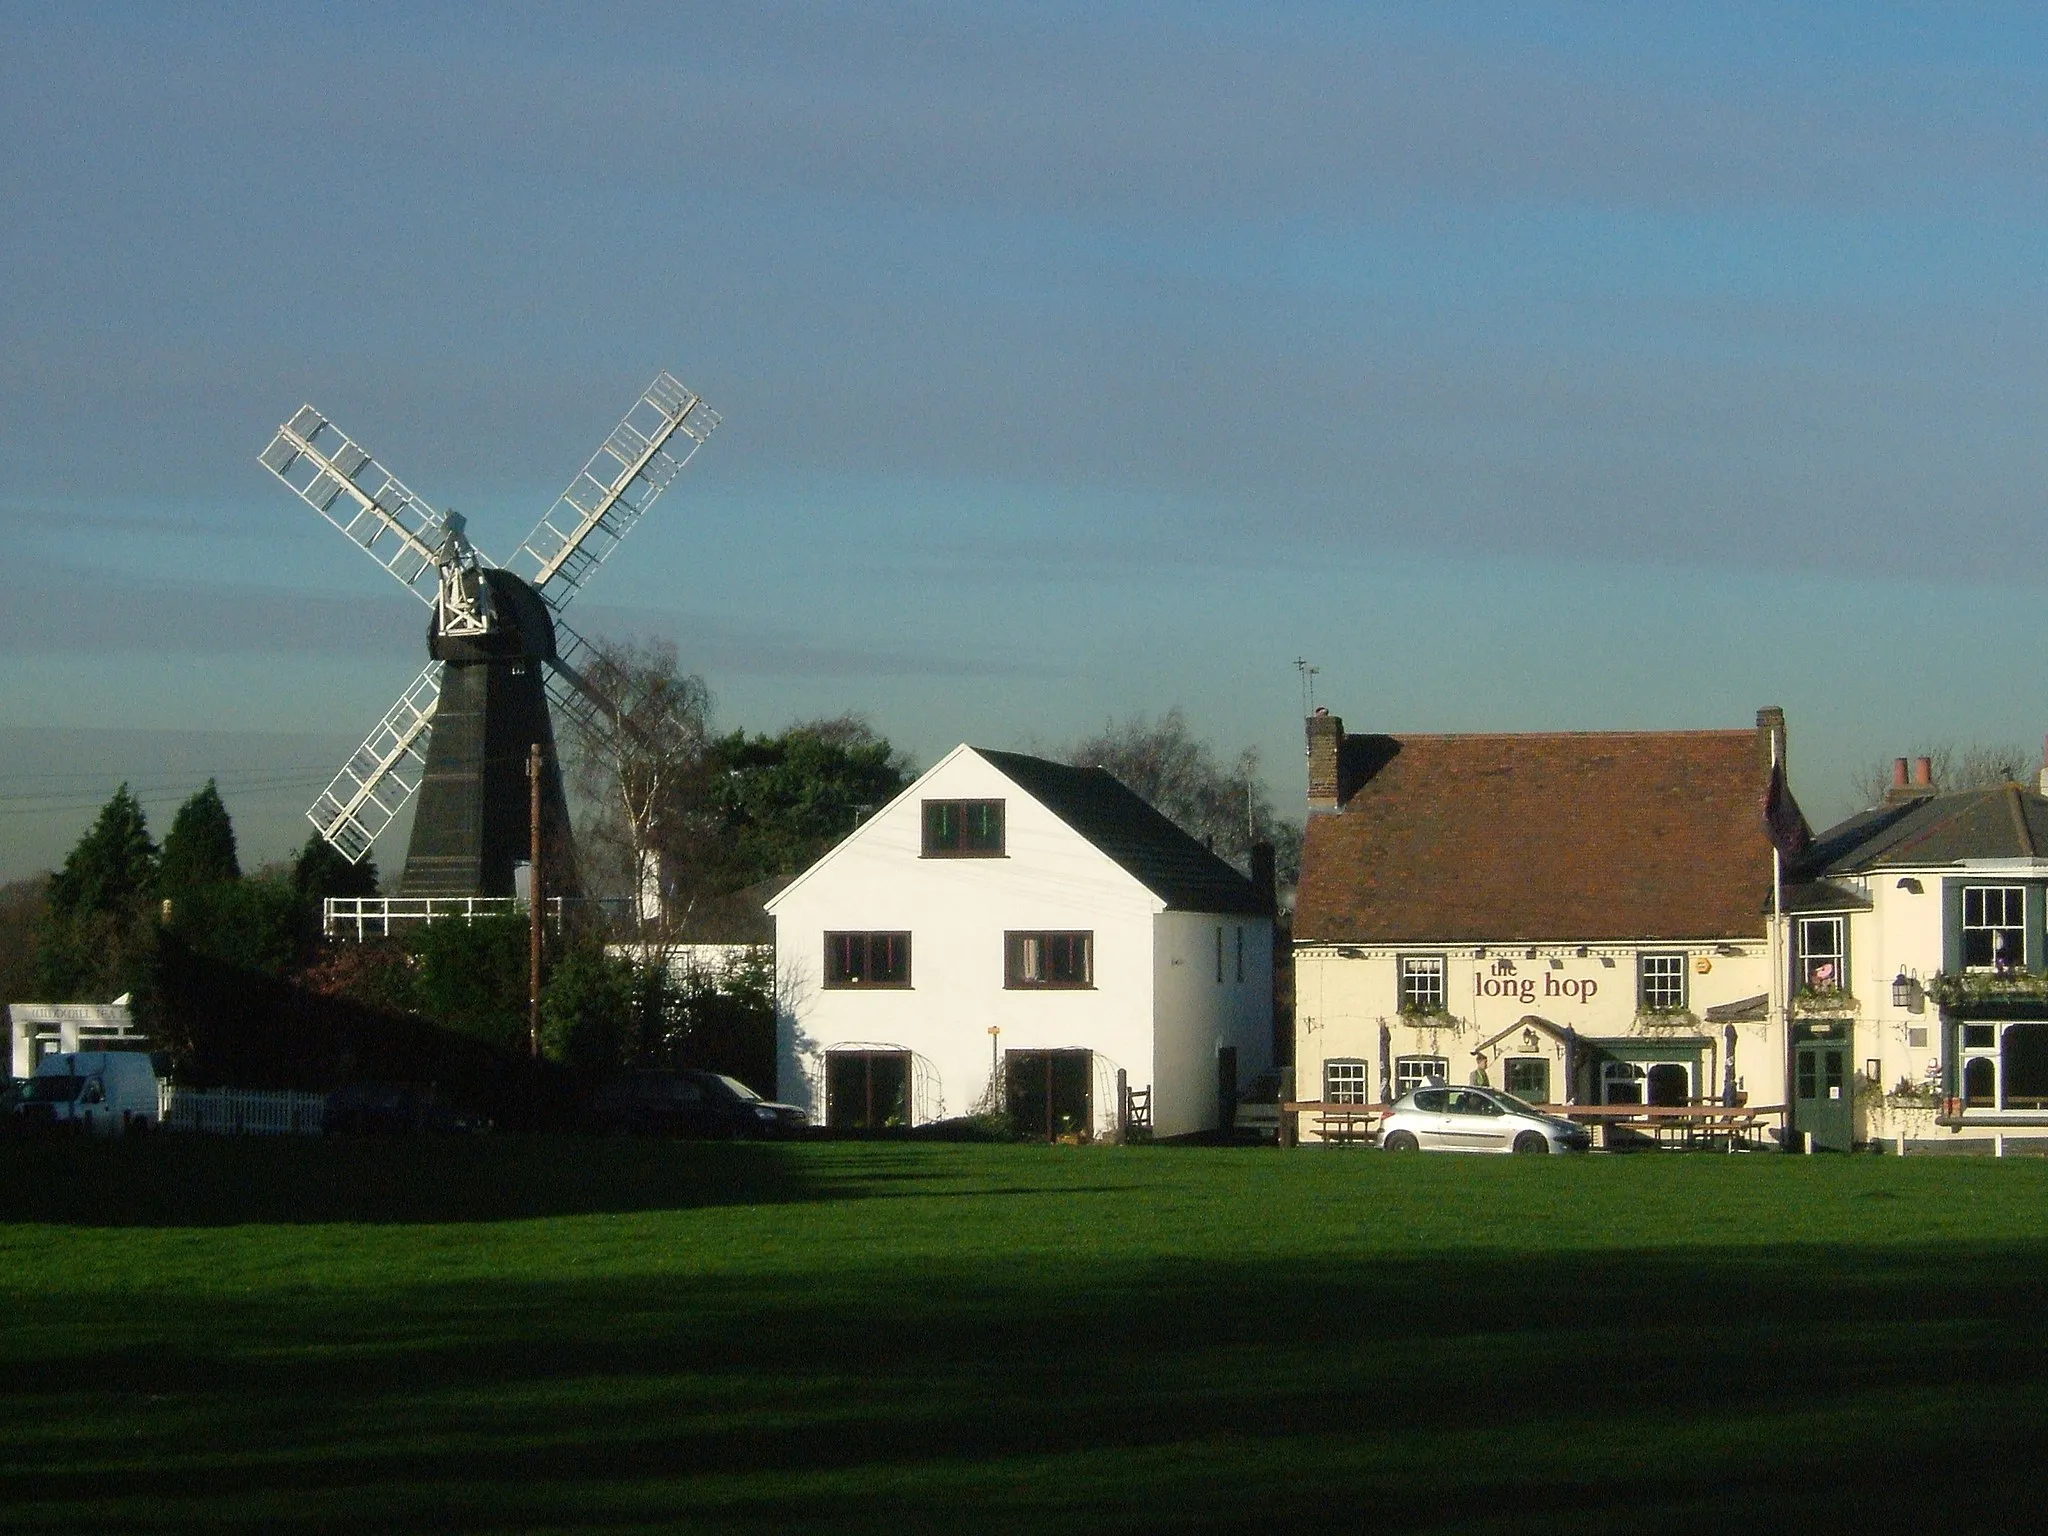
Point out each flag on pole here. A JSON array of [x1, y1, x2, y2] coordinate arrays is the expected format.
[[1764, 762, 1810, 860]]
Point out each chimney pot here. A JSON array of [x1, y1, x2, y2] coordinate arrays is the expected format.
[[1913, 756, 1933, 787], [1892, 758, 1908, 788]]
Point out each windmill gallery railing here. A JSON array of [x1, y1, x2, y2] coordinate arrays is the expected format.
[[322, 895, 569, 939]]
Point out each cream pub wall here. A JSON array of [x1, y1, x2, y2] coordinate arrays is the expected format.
[[1295, 940, 1780, 1109]]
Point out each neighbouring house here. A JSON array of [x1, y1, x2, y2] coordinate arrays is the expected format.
[[611, 877, 783, 985], [1293, 707, 1802, 1140], [9, 997, 147, 1078], [1789, 749, 2048, 1152], [766, 745, 1275, 1139]]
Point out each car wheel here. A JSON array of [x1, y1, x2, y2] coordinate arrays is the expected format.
[[1513, 1131, 1550, 1154], [1382, 1130, 1419, 1152]]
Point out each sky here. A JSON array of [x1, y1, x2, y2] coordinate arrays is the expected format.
[[6, 2, 2048, 880]]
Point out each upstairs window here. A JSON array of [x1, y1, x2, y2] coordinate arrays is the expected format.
[[1398, 955, 1446, 1014], [1005, 931, 1093, 989], [1639, 952, 1687, 1011], [1963, 885, 2026, 971], [922, 799, 1005, 857], [1796, 916, 1845, 992], [825, 932, 911, 988]]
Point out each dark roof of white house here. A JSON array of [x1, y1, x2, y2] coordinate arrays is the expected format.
[[976, 749, 1270, 915]]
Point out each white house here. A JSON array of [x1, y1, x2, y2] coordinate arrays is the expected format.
[[1788, 752, 2048, 1152], [766, 745, 1274, 1139]]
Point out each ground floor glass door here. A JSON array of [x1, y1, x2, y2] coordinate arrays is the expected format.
[[1006, 1049, 1093, 1141], [1791, 1028, 1852, 1151], [826, 1050, 911, 1130]]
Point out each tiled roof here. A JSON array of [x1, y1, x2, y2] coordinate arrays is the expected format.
[[1295, 728, 1776, 943], [1807, 784, 2048, 872], [976, 749, 1269, 915]]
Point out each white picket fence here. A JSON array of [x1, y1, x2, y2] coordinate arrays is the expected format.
[[159, 1086, 326, 1136]]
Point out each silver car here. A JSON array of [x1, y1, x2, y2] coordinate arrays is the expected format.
[[1378, 1085, 1591, 1155]]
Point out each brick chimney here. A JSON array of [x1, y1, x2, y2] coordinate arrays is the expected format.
[[1886, 753, 1937, 804], [1307, 709, 1343, 814], [1756, 706, 1787, 773]]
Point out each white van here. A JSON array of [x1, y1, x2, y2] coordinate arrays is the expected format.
[[15, 1051, 160, 1135]]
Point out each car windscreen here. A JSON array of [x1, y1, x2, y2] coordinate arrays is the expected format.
[[1488, 1090, 1544, 1116], [712, 1075, 760, 1102], [23, 1075, 85, 1103]]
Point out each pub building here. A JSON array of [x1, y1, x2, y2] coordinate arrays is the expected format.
[[1292, 707, 1801, 1139]]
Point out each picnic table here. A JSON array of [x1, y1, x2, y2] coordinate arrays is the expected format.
[[1280, 1102, 1381, 1147], [1549, 1102, 1784, 1151], [1277, 1099, 1784, 1150]]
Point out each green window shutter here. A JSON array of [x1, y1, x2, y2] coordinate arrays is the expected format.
[[2029, 884, 2047, 973], [1941, 879, 1964, 974]]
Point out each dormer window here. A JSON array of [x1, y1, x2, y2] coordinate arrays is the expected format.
[[1963, 886, 2025, 971], [922, 799, 1005, 857]]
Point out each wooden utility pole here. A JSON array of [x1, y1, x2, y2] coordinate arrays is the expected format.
[[528, 741, 544, 1059]]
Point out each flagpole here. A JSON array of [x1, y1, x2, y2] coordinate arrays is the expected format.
[[1771, 730, 1786, 1122]]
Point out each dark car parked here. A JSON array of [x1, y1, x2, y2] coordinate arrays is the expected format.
[[588, 1070, 808, 1139], [322, 1082, 485, 1136]]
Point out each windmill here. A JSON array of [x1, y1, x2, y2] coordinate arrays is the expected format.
[[260, 371, 719, 898]]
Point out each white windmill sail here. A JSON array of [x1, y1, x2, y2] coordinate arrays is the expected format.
[[260, 406, 450, 605], [307, 665, 442, 862], [509, 372, 719, 610]]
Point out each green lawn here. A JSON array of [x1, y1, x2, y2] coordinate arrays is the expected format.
[[4, 1138, 2046, 1533]]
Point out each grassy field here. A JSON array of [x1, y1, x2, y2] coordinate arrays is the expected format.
[[4, 1138, 2047, 1534]]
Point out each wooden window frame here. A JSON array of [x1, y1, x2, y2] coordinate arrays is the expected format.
[[823, 931, 912, 989], [1398, 954, 1447, 1013], [921, 799, 1006, 858], [1324, 1059, 1369, 1104], [1962, 885, 2025, 972], [1004, 930, 1094, 989], [1638, 951, 1688, 1011]]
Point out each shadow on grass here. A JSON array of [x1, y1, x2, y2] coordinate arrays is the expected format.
[[0, 1134, 1157, 1226], [4, 1228, 2047, 1532], [0, 1135, 861, 1226]]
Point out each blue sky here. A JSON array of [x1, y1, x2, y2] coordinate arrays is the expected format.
[[6, 2, 2048, 879]]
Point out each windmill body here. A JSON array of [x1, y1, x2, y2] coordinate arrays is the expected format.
[[260, 373, 718, 900]]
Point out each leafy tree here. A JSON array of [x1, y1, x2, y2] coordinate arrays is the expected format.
[[539, 948, 637, 1070], [290, 832, 381, 902], [559, 636, 914, 922], [0, 876, 49, 1005], [405, 914, 533, 1052], [1064, 709, 1302, 884], [166, 876, 310, 977], [708, 717, 915, 889], [36, 785, 159, 1001], [158, 779, 240, 900]]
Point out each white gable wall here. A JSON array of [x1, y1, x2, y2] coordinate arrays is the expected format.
[[770, 747, 1167, 1133]]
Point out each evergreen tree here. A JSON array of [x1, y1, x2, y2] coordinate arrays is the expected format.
[[47, 784, 157, 922], [290, 832, 380, 901], [37, 785, 159, 1001], [159, 779, 241, 900]]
